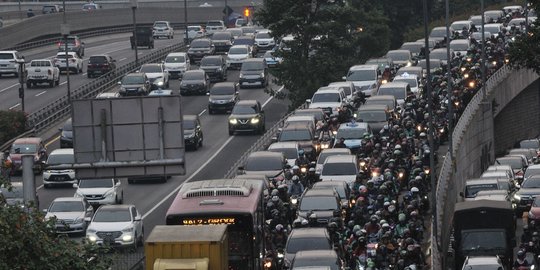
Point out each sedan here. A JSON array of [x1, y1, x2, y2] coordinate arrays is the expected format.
[[297, 189, 341, 226], [514, 175, 540, 213], [284, 228, 333, 263], [207, 82, 239, 114], [139, 63, 169, 90], [180, 70, 210, 95], [44, 197, 94, 235], [86, 204, 144, 249], [227, 45, 252, 70]]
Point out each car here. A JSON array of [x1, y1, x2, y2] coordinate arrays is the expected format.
[[343, 65, 380, 97], [508, 148, 538, 164], [327, 81, 356, 100], [528, 196, 540, 223], [254, 30, 276, 51], [315, 148, 351, 175], [118, 72, 151, 96], [297, 188, 341, 226], [483, 23, 504, 36], [525, 164, 540, 181], [377, 81, 411, 106], [180, 70, 210, 95], [364, 95, 398, 116], [307, 88, 347, 116], [395, 66, 423, 78], [520, 139, 540, 150], [182, 114, 204, 150], [333, 121, 371, 153], [429, 26, 451, 43], [43, 148, 77, 188], [200, 55, 227, 82], [44, 197, 94, 234], [95, 92, 121, 99], [312, 180, 351, 210], [42, 5, 62, 14], [290, 250, 342, 270], [10, 137, 47, 174], [484, 10, 505, 23], [207, 82, 239, 114], [235, 18, 248, 27], [504, 5, 524, 15], [205, 20, 225, 34], [238, 151, 287, 178], [59, 118, 73, 148], [460, 178, 510, 201], [461, 256, 504, 270], [226, 28, 243, 39], [275, 122, 319, 159], [57, 35, 85, 57], [0, 182, 24, 206], [293, 108, 327, 127], [241, 26, 257, 36], [152, 21, 174, 39], [86, 204, 144, 249], [385, 49, 415, 67], [268, 141, 301, 167], [399, 42, 424, 57], [319, 155, 359, 185], [263, 50, 282, 68], [187, 38, 215, 64], [87, 55, 116, 78], [53, 52, 83, 74], [228, 100, 265, 135], [74, 178, 124, 206], [471, 31, 493, 43], [25, 59, 60, 88], [233, 35, 258, 56], [417, 59, 443, 75], [227, 45, 252, 69], [211, 31, 234, 54], [0, 50, 25, 77], [239, 58, 268, 88], [496, 155, 529, 182], [82, 3, 100, 11], [284, 228, 333, 263], [164, 52, 190, 79], [187, 25, 206, 40], [451, 20, 473, 35], [513, 175, 540, 212], [430, 48, 454, 66], [355, 104, 392, 133], [449, 39, 470, 56], [139, 63, 169, 90], [392, 73, 420, 95], [148, 89, 174, 96]]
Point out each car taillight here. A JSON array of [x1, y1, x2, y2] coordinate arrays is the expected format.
[[57, 42, 62, 46]]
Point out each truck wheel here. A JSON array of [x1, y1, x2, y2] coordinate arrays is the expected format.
[[49, 80, 54, 87], [55, 77, 60, 85], [26, 82, 31, 88]]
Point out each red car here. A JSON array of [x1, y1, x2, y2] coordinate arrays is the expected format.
[[10, 137, 48, 174]]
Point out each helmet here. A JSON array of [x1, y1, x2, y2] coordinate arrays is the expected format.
[[517, 249, 526, 259], [370, 215, 379, 222], [271, 189, 279, 196], [275, 224, 284, 232], [411, 187, 419, 193], [398, 213, 406, 222], [271, 196, 279, 202], [419, 132, 427, 138], [292, 165, 299, 170], [292, 175, 299, 182], [395, 144, 402, 150], [298, 149, 305, 156], [309, 167, 315, 172], [353, 225, 361, 232]]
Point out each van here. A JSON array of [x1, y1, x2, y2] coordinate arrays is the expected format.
[[0, 50, 25, 77], [377, 81, 411, 106], [43, 148, 76, 188], [319, 155, 358, 185], [343, 65, 379, 97], [460, 178, 510, 201]]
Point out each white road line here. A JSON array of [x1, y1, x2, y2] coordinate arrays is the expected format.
[[0, 83, 19, 93], [198, 109, 206, 116], [35, 91, 47, 97], [59, 81, 67, 86], [262, 85, 284, 107], [37, 184, 43, 190], [82, 72, 87, 76], [119, 57, 127, 62], [9, 103, 20, 110]]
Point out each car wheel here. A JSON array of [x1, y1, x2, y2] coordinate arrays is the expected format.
[[56, 77, 60, 85], [128, 179, 134, 184], [26, 82, 31, 88], [137, 228, 144, 247], [120, 191, 124, 204], [49, 80, 54, 87], [228, 129, 234, 136], [79, 66, 83, 73]]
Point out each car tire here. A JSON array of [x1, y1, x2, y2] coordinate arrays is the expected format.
[[79, 66, 83, 73], [26, 82, 31, 88], [137, 229, 144, 247], [56, 77, 60, 85], [49, 80, 54, 87], [228, 129, 234, 136]]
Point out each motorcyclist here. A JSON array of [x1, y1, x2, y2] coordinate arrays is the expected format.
[[513, 249, 530, 268], [334, 137, 347, 148], [288, 176, 304, 197], [295, 149, 310, 167], [382, 65, 392, 81], [272, 224, 288, 250]]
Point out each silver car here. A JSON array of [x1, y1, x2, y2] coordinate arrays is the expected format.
[[45, 197, 94, 234]]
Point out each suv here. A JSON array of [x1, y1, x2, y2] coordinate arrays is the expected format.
[[239, 151, 287, 179], [139, 63, 169, 90], [319, 155, 359, 185], [254, 30, 276, 51], [42, 5, 62, 14], [307, 88, 347, 116], [10, 137, 47, 174], [205, 20, 225, 34], [164, 52, 190, 79], [275, 122, 319, 159], [200, 55, 227, 82], [118, 73, 151, 96], [355, 104, 392, 133], [59, 118, 73, 148], [284, 228, 332, 263], [58, 35, 85, 57], [152, 21, 174, 39], [43, 148, 76, 188], [180, 70, 210, 95], [183, 115, 204, 151], [0, 50, 25, 77], [208, 82, 239, 114], [86, 205, 144, 249], [74, 178, 124, 206], [87, 55, 116, 78], [239, 58, 268, 88], [228, 100, 265, 135], [211, 31, 233, 54], [187, 38, 215, 63], [343, 64, 380, 97]]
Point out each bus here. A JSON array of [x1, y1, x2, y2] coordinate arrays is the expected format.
[[165, 179, 265, 270]]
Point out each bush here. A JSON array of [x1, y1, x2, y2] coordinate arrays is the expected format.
[[0, 110, 27, 147]]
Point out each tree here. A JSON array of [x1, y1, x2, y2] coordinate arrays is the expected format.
[[256, 0, 390, 108], [508, 0, 540, 74], [0, 180, 112, 269]]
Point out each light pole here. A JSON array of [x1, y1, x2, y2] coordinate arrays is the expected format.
[[131, 0, 139, 66], [61, 0, 71, 103], [184, 0, 188, 44], [14, 58, 25, 113]]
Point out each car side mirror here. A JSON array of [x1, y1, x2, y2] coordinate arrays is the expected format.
[[237, 166, 245, 172], [84, 217, 92, 222], [342, 76, 346, 80], [72, 183, 78, 188], [306, 99, 311, 104], [134, 216, 142, 221], [115, 182, 121, 187], [271, 136, 278, 143]]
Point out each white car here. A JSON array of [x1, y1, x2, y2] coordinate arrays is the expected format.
[[74, 178, 123, 206], [307, 88, 347, 116], [393, 73, 420, 95], [43, 148, 76, 188], [315, 148, 351, 175], [139, 63, 169, 89], [267, 142, 301, 167], [164, 52, 190, 79], [152, 21, 174, 39], [343, 64, 380, 97], [86, 204, 144, 249], [319, 155, 359, 186], [44, 197, 94, 234], [205, 20, 225, 35], [0, 50, 25, 77], [187, 25, 205, 40], [25, 59, 60, 88], [226, 45, 252, 69], [53, 51, 83, 74], [254, 30, 276, 51]]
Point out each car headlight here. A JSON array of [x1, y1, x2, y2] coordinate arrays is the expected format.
[[239, 73, 244, 79], [103, 189, 114, 198], [291, 198, 298, 205], [88, 235, 97, 242], [157, 81, 164, 86], [217, 67, 222, 71], [122, 234, 133, 242], [251, 118, 260, 124], [229, 118, 238, 124], [514, 194, 521, 201], [260, 72, 265, 78], [122, 227, 134, 233]]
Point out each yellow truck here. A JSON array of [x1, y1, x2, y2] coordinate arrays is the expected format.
[[145, 225, 229, 270]]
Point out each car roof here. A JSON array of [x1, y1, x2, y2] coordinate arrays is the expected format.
[[243, 58, 264, 63], [13, 137, 42, 144], [203, 55, 223, 60], [465, 178, 504, 184], [387, 49, 411, 54], [324, 155, 356, 163], [320, 148, 351, 155], [294, 250, 338, 259], [290, 227, 329, 238], [303, 188, 337, 197], [53, 197, 85, 202], [313, 181, 347, 188], [367, 95, 396, 101], [97, 204, 133, 211], [464, 256, 502, 265], [230, 45, 249, 49], [282, 122, 312, 131], [287, 115, 315, 121], [487, 165, 512, 170], [450, 39, 469, 44], [358, 104, 389, 111], [452, 20, 472, 24], [349, 64, 378, 71], [379, 81, 409, 89], [528, 164, 540, 170], [314, 89, 342, 94], [141, 63, 161, 67], [126, 72, 146, 77], [268, 142, 299, 149], [167, 52, 187, 56], [248, 151, 284, 159], [236, 99, 258, 106], [184, 69, 205, 75], [50, 148, 74, 155], [212, 82, 236, 88]]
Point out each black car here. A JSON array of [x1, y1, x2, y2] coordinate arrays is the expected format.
[[187, 38, 215, 64], [291, 250, 342, 270], [239, 58, 268, 89], [118, 72, 151, 96], [183, 115, 203, 150], [87, 55, 116, 78], [208, 82, 239, 114], [233, 35, 258, 57], [228, 100, 265, 135], [211, 31, 233, 54], [59, 118, 73, 148], [58, 35, 85, 57], [200, 55, 227, 82], [180, 70, 210, 95], [297, 189, 341, 226]]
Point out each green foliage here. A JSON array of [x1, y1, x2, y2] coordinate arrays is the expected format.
[[0, 110, 27, 147], [508, 0, 540, 73], [0, 180, 112, 270]]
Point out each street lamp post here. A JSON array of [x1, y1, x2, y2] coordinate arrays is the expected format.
[[61, 0, 71, 103], [131, 0, 139, 66], [481, 0, 487, 99], [15, 58, 25, 113], [184, 0, 188, 44]]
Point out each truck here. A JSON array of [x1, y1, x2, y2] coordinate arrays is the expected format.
[[130, 27, 155, 49], [452, 200, 516, 270], [26, 59, 60, 88], [145, 225, 228, 270]]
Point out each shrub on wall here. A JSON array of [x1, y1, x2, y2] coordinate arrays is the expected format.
[[0, 111, 27, 147]]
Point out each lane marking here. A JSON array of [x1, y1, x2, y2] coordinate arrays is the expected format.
[[35, 91, 47, 97], [141, 85, 285, 220], [119, 57, 127, 62], [45, 135, 61, 148], [198, 109, 206, 116], [0, 83, 19, 93], [9, 103, 20, 110]]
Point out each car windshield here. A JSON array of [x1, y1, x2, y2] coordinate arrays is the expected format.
[[286, 236, 331, 254], [154, 22, 168, 28], [188, 26, 200, 31], [484, 25, 501, 33], [212, 33, 230, 40], [521, 140, 540, 149], [88, 57, 107, 64], [210, 85, 234, 95], [241, 62, 263, 71], [523, 178, 540, 188], [49, 201, 84, 212], [191, 40, 210, 48], [232, 105, 257, 114], [0, 187, 22, 198], [430, 28, 447, 38], [245, 157, 283, 171], [299, 196, 338, 211], [347, 70, 376, 81], [292, 257, 338, 270], [525, 168, 540, 179], [256, 32, 271, 39], [183, 72, 203, 80], [165, 56, 185, 63], [78, 179, 113, 188], [337, 128, 366, 139], [11, 143, 38, 154], [229, 47, 248, 54], [450, 42, 469, 51], [0, 53, 14, 60], [357, 110, 388, 122], [122, 76, 145, 84], [451, 22, 469, 30], [269, 147, 298, 159], [378, 87, 406, 99], [365, 99, 394, 109], [322, 163, 357, 176], [93, 209, 131, 222], [386, 51, 410, 61], [234, 38, 254, 46], [465, 184, 498, 197], [47, 154, 74, 165], [461, 231, 506, 252], [242, 27, 256, 34], [312, 93, 341, 103], [401, 43, 423, 53], [279, 130, 312, 141], [431, 51, 448, 60], [317, 153, 346, 165], [394, 78, 417, 87], [496, 158, 523, 169], [140, 65, 162, 73], [201, 57, 221, 66]]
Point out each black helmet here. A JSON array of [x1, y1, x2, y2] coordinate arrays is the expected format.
[[517, 249, 526, 259]]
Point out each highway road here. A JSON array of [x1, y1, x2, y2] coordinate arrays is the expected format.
[[0, 32, 179, 112]]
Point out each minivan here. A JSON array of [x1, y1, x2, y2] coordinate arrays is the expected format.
[[343, 65, 379, 97], [239, 58, 268, 88]]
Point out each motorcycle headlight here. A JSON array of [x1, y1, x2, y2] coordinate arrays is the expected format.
[[439, 128, 445, 133], [514, 194, 521, 201], [229, 118, 238, 124], [291, 198, 298, 205], [251, 118, 260, 124], [460, 67, 466, 72], [300, 167, 307, 173], [217, 67, 222, 71], [492, 61, 497, 66], [463, 73, 469, 79], [382, 79, 388, 84], [277, 252, 284, 259]]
